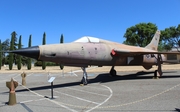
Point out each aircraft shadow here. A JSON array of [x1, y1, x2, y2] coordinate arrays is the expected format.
[[2, 70, 180, 93], [175, 108, 180, 112], [89, 71, 179, 83]]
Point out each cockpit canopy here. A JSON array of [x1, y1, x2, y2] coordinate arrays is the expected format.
[[74, 36, 100, 43]]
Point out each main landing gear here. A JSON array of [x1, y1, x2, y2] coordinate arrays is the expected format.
[[81, 67, 88, 85], [109, 66, 117, 76], [81, 66, 117, 85], [153, 54, 162, 79]]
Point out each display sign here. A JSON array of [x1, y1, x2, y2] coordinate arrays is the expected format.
[[48, 77, 55, 83]]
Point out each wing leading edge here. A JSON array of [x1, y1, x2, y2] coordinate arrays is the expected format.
[[111, 49, 180, 57]]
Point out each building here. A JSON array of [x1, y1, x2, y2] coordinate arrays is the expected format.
[[164, 48, 180, 63]]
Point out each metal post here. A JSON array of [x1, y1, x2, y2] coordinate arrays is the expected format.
[[51, 82, 53, 99], [48, 76, 55, 99]]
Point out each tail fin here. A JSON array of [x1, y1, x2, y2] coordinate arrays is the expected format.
[[145, 30, 161, 51]]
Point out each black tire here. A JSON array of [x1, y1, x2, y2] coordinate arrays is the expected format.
[[81, 77, 88, 85], [110, 69, 117, 76], [154, 70, 158, 77]]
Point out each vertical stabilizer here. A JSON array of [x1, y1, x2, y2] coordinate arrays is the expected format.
[[145, 30, 161, 51]]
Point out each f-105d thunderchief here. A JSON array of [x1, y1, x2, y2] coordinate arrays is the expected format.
[[8, 31, 179, 85]]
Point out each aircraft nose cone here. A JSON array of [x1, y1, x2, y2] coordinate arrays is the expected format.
[[11, 46, 40, 60]]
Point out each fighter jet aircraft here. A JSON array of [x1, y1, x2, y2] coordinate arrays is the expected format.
[[8, 30, 179, 85]]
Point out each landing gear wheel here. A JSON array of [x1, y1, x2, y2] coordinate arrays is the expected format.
[[81, 77, 88, 85], [153, 70, 159, 79], [110, 69, 117, 76], [81, 67, 88, 85], [154, 70, 157, 77]]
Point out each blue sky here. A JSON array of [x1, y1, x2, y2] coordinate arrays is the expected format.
[[0, 0, 180, 47]]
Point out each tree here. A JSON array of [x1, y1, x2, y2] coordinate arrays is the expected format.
[[161, 24, 180, 51], [1, 39, 9, 65], [27, 35, 32, 70], [17, 35, 22, 70], [123, 23, 158, 47], [0, 40, 2, 70], [42, 32, 46, 70], [60, 34, 64, 70], [9, 31, 16, 70]]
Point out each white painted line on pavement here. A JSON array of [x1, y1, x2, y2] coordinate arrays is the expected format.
[[86, 85, 110, 91], [66, 87, 109, 97], [27, 73, 34, 77], [20, 98, 45, 103], [86, 85, 113, 112], [48, 98, 78, 112], [13, 73, 21, 78], [16, 94, 39, 97], [54, 90, 100, 105], [15, 81, 78, 112]]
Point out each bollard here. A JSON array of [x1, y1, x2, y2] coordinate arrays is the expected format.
[[6, 78, 18, 105], [21, 72, 26, 86]]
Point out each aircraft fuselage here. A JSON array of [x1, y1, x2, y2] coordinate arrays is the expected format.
[[38, 42, 158, 68]]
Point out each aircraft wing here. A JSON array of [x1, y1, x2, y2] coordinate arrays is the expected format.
[[111, 49, 180, 57]]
